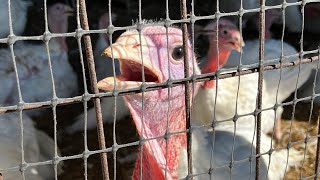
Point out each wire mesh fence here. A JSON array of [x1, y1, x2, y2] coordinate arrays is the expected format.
[[1, 0, 320, 179]]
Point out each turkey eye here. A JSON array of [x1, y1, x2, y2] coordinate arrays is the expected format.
[[172, 46, 184, 60], [222, 29, 228, 35]]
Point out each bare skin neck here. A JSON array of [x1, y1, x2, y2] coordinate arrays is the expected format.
[[201, 43, 231, 89]]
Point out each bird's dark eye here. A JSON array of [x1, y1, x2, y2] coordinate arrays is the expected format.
[[172, 46, 184, 60], [222, 29, 228, 35]]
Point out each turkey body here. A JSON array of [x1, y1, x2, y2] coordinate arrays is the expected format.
[[192, 72, 277, 136], [178, 123, 302, 180], [0, 0, 32, 38], [0, 41, 78, 105], [0, 113, 57, 180], [223, 39, 313, 113]]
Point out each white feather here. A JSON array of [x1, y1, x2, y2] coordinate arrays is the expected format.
[[0, 40, 78, 112], [178, 124, 303, 180], [0, 113, 58, 180], [190, 39, 308, 179], [192, 72, 276, 135], [223, 39, 314, 110], [0, 0, 32, 38]]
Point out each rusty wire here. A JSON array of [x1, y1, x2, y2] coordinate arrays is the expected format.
[[314, 47, 320, 179], [78, 0, 109, 179], [256, 0, 266, 179], [180, 0, 193, 179]]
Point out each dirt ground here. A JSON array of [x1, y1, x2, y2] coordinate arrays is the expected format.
[[278, 102, 320, 179]]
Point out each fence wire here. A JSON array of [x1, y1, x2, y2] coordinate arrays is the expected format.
[[1, 0, 320, 180]]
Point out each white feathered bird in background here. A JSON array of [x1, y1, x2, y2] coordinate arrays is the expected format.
[[223, 39, 314, 138], [178, 124, 303, 180], [66, 12, 128, 134], [192, 19, 277, 138], [0, 0, 32, 38], [0, 113, 57, 180], [189, 19, 304, 179], [0, 3, 78, 114]]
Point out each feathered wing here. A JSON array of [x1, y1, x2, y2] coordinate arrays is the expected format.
[[0, 0, 31, 38], [0, 41, 78, 116], [0, 113, 56, 180], [178, 124, 303, 180], [66, 97, 129, 134], [36, 130, 64, 179], [223, 39, 314, 111], [192, 73, 276, 135]]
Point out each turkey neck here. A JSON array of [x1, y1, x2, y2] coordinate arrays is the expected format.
[[201, 45, 231, 89], [202, 47, 231, 74], [124, 88, 187, 179]]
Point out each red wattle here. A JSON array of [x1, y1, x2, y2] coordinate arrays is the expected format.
[[201, 80, 215, 89], [201, 50, 231, 89], [133, 148, 167, 180]]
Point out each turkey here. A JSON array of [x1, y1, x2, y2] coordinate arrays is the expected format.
[[0, 0, 32, 38], [190, 20, 303, 179], [97, 24, 201, 179], [0, 3, 78, 116], [192, 19, 280, 139], [97, 23, 303, 179], [222, 40, 315, 139], [66, 12, 128, 134], [0, 113, 58, 180], [178, 124, 302, 180]]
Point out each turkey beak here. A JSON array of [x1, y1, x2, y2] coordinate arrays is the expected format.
[[230, 29, 245, 52], [64, 6, 74, 16], [98, 33, 162, 91]]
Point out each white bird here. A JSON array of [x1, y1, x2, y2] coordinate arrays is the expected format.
[[192, 72, 278, 138], [0, 0, 32, 38], [66, 12, 128, 134], [178, 124, 303, 180], [189, 19, 304, 180], [192, 20, 277, 138], [0, 113, 57, 180], [0, 3, 78, 116], [222, 39, 315, 138]]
